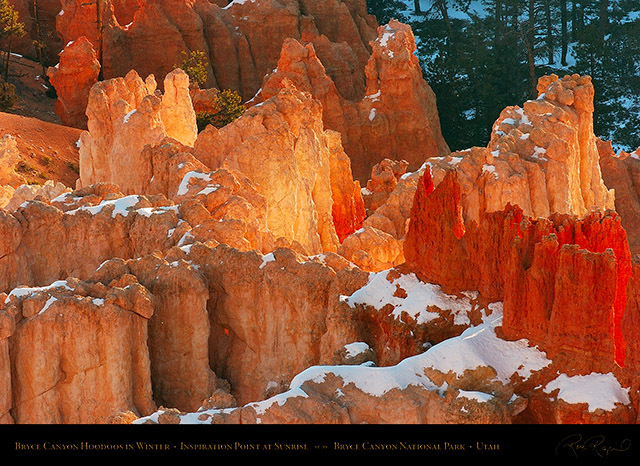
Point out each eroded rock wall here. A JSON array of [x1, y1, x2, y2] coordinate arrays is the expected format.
[[254, 20, 450, 183], [404, 165, 633, 374]]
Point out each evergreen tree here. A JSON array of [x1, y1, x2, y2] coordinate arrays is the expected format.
[[175, 50, 209, 88], [196, 89, 246, 132], [0, 0, 26, 82], [366, 0, 407, 24], [372, 0, 640, 152]]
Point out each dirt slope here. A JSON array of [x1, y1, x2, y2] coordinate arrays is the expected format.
[[1, 54, 81, 188]]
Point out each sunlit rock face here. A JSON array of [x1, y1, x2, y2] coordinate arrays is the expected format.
[[4, 2, 640, 427], [53, 0, 377, 101], [77, 68, 197, 194], [599, 139, 640, 256], [46, 36, 101, 129], [426, 74, 615, 227], [404, 165, 632, 374], [1, 277, 156, 424], [0, 135, 22, 188], [254, 20, 450, 183], [340, 72, 617, 273], [194, 83, 363, 255]]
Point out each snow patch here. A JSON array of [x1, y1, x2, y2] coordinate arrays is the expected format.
[[543, 373, 630, 412], [248, 387, 310, 421], [223, 0, 253, 8], [289, 305, 549, 397], [379, 31, 395, 48], [482, 164, 498, 179], [39, 296, 58, 315], [259, 252, 276, 269], [457, 390, 494, 403], [531, 146, 548, 161], [135, 205, 179, 218], [344, 342, 371, 359], [197, 186, 219, 196], [134, 302, 551, 423], [448, 156, 463, 166], [177, 171, 213, 196], [344, 270, 478, 325], [65, 195, 142, 218], [365, 90, 381, 101], [5, 281, 72, 304], [123, 109, 136, 124], [514, 107, 531, 125]]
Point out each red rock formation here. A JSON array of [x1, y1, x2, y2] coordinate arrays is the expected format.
[[337, 226, 404, 272], [78, 68, 197, 194], [90, 254, 223, 413], [0, 172, 285, 297], [427, 74, 615, 225], [170, 164, 276, 254], [178, 244, 368, 406], [363, 158, 409, 213], [111, 0, 139, 26], [338, 164, 420, 271], [599, 140, 640, 256], [7, 0, 64, 62], [328, 131, 366, 243], [404, 164, 631, 373], [51, 3, 446, 184], [0, 135, 24, 188], [53, 0, 377, 102], [623, 258, 640, 383], [1, 277, 156, 423], [194, 83, 363, 255], [255, 20, 450, 182], [46, 36, 101, 128], [1, 191, 179, 294], [3, 180, 71, 212], [149, 375, 519, 424], [403, 168, 478, 295], [503, 213, 631, 370], [521, 371, 636, 424]]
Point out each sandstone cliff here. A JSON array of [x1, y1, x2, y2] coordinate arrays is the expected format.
[[404, 164, 633, 378], [254, 20, 450, 183], [3, 2, 640, 426], [339, 73, 619, 273], [194, 83, 364, 255], [599, 140, 640, 256], [426, 74, 615, 225], [46, 37, 101, 129], [46, 1, 449, 191], [53, 0, 377, 102], [1, 276, 156, 423], [77, 68, 197, 194]]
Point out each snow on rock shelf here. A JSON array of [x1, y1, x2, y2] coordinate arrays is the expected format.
[[134, 304, 552, 424], [543, 373, 631, 413], [343, 269, 479, 326]]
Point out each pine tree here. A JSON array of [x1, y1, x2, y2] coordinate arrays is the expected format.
[[366, 0, 406, 24], [175, 50, 209, 88], [368, 0, 639, 152], [0, 0, 26, 82], [196, 89, 246, 132], [0, 78, 15, 110]]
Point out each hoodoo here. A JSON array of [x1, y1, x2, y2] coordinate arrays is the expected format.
[[0, 0, 639, 429]]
